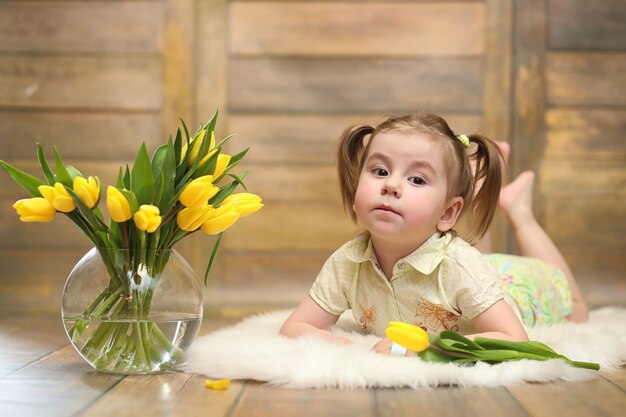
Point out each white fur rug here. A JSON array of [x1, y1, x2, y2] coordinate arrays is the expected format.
[[184, 307, 626, 388]]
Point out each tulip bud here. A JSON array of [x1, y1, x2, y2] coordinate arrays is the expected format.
[[178, 175, 219, 208], [106, 186, 133, 222], [222, 193, 263, 217], [73, 176, 100, 208], [385, 321, 430, 352], [133, 205, 162, 233], [181, 130, 216, 167], [38, 183, 76, 213], [176, 205, 213, 232], [13, 197, 56, 222], [201, 203, 240, 235], [213, 153, 231, 179]]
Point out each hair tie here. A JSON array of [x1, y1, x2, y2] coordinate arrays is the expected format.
[[456, 134, 470, 149]]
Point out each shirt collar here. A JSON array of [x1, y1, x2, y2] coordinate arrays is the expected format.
[[343, 232, 451, 275]]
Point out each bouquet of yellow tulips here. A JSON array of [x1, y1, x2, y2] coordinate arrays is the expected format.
[[386, 322, 599, 370], [1, 112, 263, 373]]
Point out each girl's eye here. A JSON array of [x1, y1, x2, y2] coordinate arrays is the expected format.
[[409, 176, 426, 185], [372, 168, 388, 177]]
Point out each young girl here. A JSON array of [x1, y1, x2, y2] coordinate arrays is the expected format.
[[279, 113, 588, 356]]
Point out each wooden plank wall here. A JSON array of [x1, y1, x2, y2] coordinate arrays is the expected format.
[[537, 0, 625, 303], [0, 0, 623, 314]]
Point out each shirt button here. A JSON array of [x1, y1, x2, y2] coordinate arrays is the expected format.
[[398, 262, 405, 269]]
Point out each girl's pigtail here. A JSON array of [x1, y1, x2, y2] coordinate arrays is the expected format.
[[337, 124, 374, 221], [467, 134, 503, 243]]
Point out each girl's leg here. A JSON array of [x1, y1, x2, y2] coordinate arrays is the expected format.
[[499, 171, 589, 322]]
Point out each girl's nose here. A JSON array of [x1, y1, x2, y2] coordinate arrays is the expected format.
[[382, 177, 402, 197]]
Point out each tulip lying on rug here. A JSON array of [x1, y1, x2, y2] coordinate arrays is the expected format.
[[386, 321, 600, 370]]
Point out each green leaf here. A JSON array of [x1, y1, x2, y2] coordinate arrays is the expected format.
[[207, 170, 249, 207], [53, 147, 73, 187], [123, 165, 131, 189], [203, 233, 223, 286], [228, 170, 249, 190], [173, 129, 182, 167], [436, 331, 485, 352], [192, 147, 220, 178], [66, 166, 84, 181], [93, 206, 105, 222], [130, 143, 154, 205], [176, 132, 194, 183], [180, 118, 191, 142], [210, 148, 249, 183], [228, 147, 249, 167], [208, 180, 239, 207], [121, 189, 140, 213], [36, 144, 55, 184], [153, 169, 165, 212], [115, 167, 124, 189], [151, 140, 176, 210], [205, 110, 219, 135], [474, 338, 558, 358], [0, 160, 44, 197], [418, 347, 459, 363], [213, 133, 237, 150], [108, 220, 124, 249]]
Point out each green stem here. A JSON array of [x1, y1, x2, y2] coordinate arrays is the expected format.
[[564, 359, 600, 370], [140, 321, 152, 366], [91, 286, 124, 318], [131, 322, 148, 366]]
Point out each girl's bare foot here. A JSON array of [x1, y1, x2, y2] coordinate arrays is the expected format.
[[499, 170, 535, 228]]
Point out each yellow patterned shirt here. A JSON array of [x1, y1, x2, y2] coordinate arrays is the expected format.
[[309, 232, 509, 336]]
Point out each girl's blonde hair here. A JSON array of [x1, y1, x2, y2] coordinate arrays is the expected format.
[[337, 112, 502, 244]]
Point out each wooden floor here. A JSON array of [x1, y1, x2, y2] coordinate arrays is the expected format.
[[0, 314, 624, 417]]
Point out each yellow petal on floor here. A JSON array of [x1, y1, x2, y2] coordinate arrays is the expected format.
[[205, 379, 231, 390]]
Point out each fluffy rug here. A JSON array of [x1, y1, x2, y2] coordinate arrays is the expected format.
[[184, 307, 626, 388]]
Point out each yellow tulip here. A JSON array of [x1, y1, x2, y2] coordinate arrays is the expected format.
[[201, 203, 239, 235], [133, 205, 162, 233], [106, 186, 132, 222], [222, 193, 263, 217], [176, 205, 214, 232], [13, 197, 56, 222], [73, 176, 100, 208], [178, 175, 219, 208], [205, 379, 230, 391], [181, 130, 216, 167], [213, 153, 231, 178], [385, 321, 430, 352], [38, 183, 76, 213]]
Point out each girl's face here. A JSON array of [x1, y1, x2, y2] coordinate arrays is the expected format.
[[353, 131, 462, 248]]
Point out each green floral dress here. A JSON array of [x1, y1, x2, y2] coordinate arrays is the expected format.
[[486, 254, 573, 327]]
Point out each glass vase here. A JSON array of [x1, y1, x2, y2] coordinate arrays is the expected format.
[[61, 247, 203, 374]]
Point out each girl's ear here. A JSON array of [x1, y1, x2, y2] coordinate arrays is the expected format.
[[437, 196, 463, 232]]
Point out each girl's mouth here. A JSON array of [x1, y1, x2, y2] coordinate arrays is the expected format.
[[374, 205, 401, 216]]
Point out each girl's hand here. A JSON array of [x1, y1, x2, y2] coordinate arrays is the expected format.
[[372, 338, 418, 356], [371, 338, 394, 354]]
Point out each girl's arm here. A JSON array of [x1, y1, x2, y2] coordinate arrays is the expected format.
[[279, 296, 353, 345], [467, 299, 528, 341]]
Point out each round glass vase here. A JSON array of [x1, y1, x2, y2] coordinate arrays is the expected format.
[[61, 247, 203, 374]]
